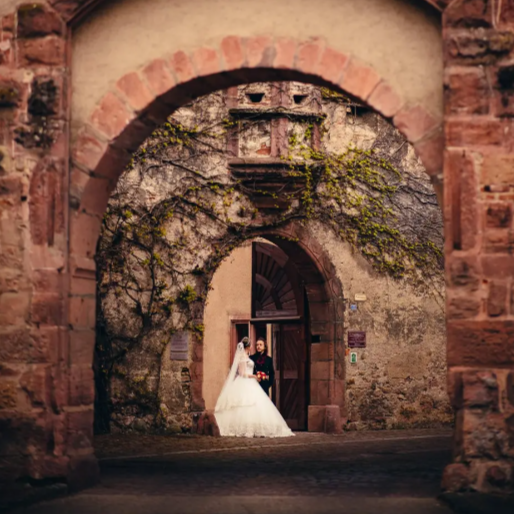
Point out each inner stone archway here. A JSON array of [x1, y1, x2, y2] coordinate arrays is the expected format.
[[202, 229, 345, 433]]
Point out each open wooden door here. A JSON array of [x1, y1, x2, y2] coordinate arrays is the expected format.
[[279, 324, 307, 430], [251, 241, 308, 430]]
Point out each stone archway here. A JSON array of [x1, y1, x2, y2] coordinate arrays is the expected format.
[[0, 0, 513, 496], [68, 42, 441, 451], [199, 224, 344, 435]]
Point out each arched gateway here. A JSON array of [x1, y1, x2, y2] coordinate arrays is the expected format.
[[0, 0, 512, 496]]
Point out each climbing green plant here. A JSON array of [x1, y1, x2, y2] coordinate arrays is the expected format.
[[95, 83, 443, 433]]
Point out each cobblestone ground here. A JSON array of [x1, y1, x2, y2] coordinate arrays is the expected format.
[[13, 429, 456, 514]]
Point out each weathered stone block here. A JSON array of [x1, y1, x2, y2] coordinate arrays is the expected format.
[[482, 254, 514, 277], [487, 282, 507, 317], [308, 405, 325, 432], [69, 212, 102, 259], [221, 36, 245, 71], [310, 360, 331, 381], [486, 204, 512, 228], [446, 30, 514, 65], [273, 37, 296, 70], [483, 229, 514, 254], [445, 66, 489, 115], [68, 366, 94, 407], [441, 463, 470, 492], [168, 50, 196, 84], [446, 118, 503, 147], [20, 365, 51, 408], [310, 379, 329, 405], [0, 80, 20, 108], [29, 158, 64, 246], [481, 154, 514, 186], [461, 409, 508, 459], [340, 58, 381, 102], [463, 370, 499, 409], [18, 36, 66, 66], [311, 343, 330, 361], [0, 292, 30, 326], [69, 330, 94, 368], [324, 405, 342, 434], [31, 293, 64, 326], [66, 409, 94, 452], [368, 80, 403, 118], [448, 295, 481, 319], [68, 296, 96, 330], [316, 47, 349, 87], [90, 92, 134, 140], [17, 4, 64, 38], [394, 104, 439, 143], [445, 0, 492, 29], [295, 39, 323, 76], [142, 59, 176, 98], [447, 320, 514, 366], [414, 130, 444, 177], [484, 463, 512, 489], [0, 380, 17, 409], [448, 256, 480, 292], [33, 269, 63, 293], [116, 72, 153, 114]]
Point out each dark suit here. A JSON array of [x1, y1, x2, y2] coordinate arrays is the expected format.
[[250, 352, 275, 396]]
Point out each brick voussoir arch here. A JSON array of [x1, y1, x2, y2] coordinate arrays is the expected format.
[[68, 33, 445, 439], [72, 36, 444, 227]]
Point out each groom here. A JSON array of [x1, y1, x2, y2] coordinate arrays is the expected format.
[[251, 337, 275, 397]]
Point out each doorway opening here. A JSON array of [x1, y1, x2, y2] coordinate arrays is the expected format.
[[228, 241, 311, 431], [206, 230, 344, 434]]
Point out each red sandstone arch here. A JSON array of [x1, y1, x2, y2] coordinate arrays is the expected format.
[[71, 38, 443, 259], [68, 41, 444, 438], [67, 34, 444, 448]]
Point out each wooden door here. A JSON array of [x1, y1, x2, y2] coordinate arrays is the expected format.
[[279, 324, 307, 430]]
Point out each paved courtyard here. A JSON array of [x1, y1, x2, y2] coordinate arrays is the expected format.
[[10, 429, 460, 514]]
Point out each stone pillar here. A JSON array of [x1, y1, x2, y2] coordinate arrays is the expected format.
[[0, 3, 98, 492], [442, 0, 514, 494]]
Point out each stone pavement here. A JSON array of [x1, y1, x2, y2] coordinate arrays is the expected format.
[[7, 429, 466, 514]]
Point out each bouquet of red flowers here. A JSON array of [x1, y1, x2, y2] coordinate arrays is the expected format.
[[256, 371, 269, 381]]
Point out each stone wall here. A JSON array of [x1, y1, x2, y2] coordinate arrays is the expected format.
[[98, 81, 448, 433], [0, 0, 512, 496]]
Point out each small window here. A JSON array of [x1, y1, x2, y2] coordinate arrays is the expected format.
[[347, 104, 370, 116], [293, 94, 307, 105], [247, 93, 265, 103]]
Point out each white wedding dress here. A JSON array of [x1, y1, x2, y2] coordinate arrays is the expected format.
[[214, 342, 294, 438]]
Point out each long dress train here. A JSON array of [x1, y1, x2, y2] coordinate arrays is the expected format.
[[214, 343, 294, 438]]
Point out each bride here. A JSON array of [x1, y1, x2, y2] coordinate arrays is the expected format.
[[214, 337, 294, 438]]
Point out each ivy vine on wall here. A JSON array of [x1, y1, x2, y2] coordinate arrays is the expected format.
[[94, 84, 443, 433]]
